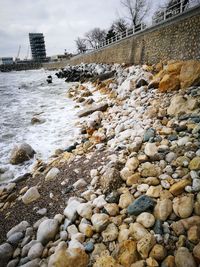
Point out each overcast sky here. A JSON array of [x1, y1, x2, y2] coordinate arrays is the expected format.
[[0, 0, 164, 59]]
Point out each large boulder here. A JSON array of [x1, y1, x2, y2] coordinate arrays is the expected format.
[[167, 95, 198, 117], [180, 60, 200, 89], [159, 73, 180, 92], [10, 143, 35, 165]]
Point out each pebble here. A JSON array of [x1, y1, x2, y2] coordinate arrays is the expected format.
[[7, 232, 24, 246], [91, 213, 109, 232], [144, 143, 158, 157], [22, 187, 40, 205], [102, 223, 118, 242], [136, 212, 155, 228], [28, 242, 44, 259], [127, 195, 155, 216], [77, 202, 93, 219], [45, 167, 60, 181], [154, 199, 173, 221], [7, 221, 29, 238], [36, 219, 59, 245]]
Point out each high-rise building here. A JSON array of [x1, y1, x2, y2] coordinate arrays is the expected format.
[[29, 33, 46, 61]]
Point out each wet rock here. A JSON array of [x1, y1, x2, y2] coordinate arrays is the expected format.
[[10, 143, 35, 165], [175, 247, 197, 267], [45, 167, 60, 182], [36, 219, 59, 245], [22, 187, 40, 204], [0, 243, 13, 267], [127, 195, 156, 216]]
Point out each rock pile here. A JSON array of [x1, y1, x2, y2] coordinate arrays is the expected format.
[[55, 63, 115, 83], [0, 60, 200, 267]]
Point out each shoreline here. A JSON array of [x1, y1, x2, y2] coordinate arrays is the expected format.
[[0, 60, 200, 267]]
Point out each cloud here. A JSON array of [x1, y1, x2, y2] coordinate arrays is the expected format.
[[0, 0, 166, 58]]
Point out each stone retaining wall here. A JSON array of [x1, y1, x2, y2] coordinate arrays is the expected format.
[[44, 6, 200, 69]]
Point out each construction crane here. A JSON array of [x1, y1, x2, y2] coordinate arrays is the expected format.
[[15, 45, 21, 62]]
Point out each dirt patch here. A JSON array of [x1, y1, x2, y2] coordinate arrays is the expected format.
[[0, 148, 111, 243]]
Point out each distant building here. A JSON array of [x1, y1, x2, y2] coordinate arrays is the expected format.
[[0, 57, 14, 65], [29, 33, 46, 62], [50, 53, 73, 62]]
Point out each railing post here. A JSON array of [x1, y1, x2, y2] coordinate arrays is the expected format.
[[164, 10, 166, 21], [180, 0, 183, 13]]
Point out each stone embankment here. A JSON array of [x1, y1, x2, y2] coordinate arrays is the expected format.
[[0, 60, 200, 267]]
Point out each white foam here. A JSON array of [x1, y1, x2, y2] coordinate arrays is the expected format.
[[0, 69, 80, 182]]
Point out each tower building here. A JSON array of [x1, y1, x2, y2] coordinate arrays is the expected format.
[[29, 33, 46, 61]]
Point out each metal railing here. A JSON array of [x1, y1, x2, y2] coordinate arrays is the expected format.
[[83, 1, 199, 54]]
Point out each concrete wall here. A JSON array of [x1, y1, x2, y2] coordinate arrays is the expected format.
[[43, 6, 200, 69]]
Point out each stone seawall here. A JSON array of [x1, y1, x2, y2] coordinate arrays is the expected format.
[[0, 63, 42, 72], [43, 5, 200, 70]]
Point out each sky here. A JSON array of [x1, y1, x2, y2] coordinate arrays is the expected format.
[[0, 0, 164, 59]]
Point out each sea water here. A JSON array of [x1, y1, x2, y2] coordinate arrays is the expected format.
[[0, 69, 80, 183]]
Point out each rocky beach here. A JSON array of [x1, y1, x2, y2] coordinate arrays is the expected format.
[[0, 60, 200, 267]]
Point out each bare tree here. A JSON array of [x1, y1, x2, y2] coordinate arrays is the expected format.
[[75, 37, 86, 54], [121, 0, 148, 27], [85, 28, 106, 48], [111, 18, 128, 34]]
